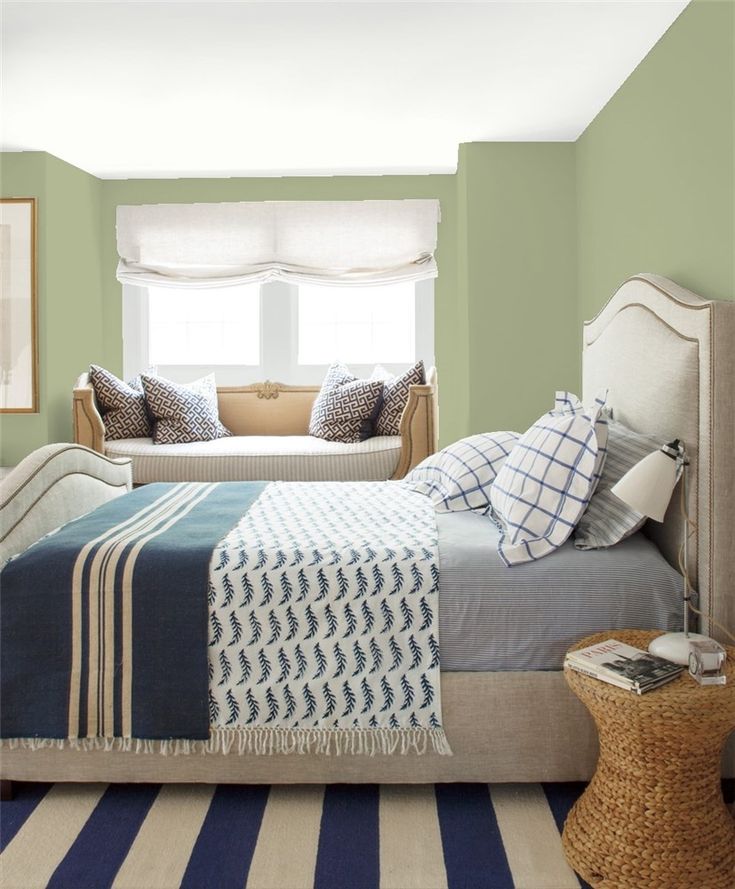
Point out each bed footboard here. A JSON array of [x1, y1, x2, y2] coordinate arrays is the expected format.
[[0, 443, 132, 566]]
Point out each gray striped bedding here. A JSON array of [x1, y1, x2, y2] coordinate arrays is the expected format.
[[437, 510, 683, 672]]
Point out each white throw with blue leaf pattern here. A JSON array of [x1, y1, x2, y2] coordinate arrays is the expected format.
[[207, 482, 450, 756]]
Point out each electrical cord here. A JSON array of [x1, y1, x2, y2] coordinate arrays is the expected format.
[[678, 480, 735, 646]]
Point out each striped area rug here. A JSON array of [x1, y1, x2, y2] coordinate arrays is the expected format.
[[0, 782, 593, 889]]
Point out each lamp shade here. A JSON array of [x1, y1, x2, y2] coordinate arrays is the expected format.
[[610, 441, 683, 522]]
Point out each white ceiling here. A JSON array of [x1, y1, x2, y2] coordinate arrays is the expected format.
[[1, 1, 689, 179]]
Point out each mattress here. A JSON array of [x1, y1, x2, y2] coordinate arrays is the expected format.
[[436, 511, 684, 672], [104, 435, 402, 483]]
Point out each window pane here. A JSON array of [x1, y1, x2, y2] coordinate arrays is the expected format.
[[148, 285, 260, 366], [297, 282, 415, 365]]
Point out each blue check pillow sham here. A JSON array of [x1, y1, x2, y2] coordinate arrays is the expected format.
[[554, 391, 609, 487], [489, 391, 609, 566], [404, 431, 519, 513]]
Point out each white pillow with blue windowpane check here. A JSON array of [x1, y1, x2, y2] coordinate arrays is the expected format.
[[489, 391, 609, 566], [553, 391, 609, 486], [404, 431, 520, 513]]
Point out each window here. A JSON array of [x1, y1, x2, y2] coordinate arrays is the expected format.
[[148, 286, 260, 366], [123, 279, 434, 385], [298, 283, 415, 366]]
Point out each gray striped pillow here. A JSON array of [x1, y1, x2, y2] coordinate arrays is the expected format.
[[574, 418, 662, 549]]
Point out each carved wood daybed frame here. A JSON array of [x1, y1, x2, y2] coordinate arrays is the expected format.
[[72, 369, 439, 481]]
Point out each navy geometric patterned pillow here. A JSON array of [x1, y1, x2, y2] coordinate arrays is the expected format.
[[308, 363, 384, 443], [89, 364, 151, 441], [375, 361, 425, 435], [140, 373, 231, 444]]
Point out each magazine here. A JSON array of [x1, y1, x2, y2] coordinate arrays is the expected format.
[[564, 638, 684, 694]]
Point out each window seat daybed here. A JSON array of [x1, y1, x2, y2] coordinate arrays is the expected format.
[[73, 370, 438, 483]]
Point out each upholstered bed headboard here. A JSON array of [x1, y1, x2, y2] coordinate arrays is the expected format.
[[583, 274, 735, 642]]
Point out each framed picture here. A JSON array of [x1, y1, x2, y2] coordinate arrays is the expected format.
[[0, 198, 38, 413]]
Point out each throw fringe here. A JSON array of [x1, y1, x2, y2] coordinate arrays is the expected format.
[[0, 727, 452, 757]]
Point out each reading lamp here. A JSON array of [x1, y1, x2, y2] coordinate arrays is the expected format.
[[611, 439, 713, 665]]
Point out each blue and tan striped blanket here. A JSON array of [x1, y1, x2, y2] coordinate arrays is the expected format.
[[0, 482, 264, 743], [0, 480, 448, 755]]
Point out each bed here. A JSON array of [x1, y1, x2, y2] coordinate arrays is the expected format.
[[1, 273, 733, 788]]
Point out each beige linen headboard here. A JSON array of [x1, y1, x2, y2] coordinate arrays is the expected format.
[[583, 273, 735, 642]]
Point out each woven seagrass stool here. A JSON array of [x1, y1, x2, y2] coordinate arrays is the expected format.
[[562, 629, 735, 889]]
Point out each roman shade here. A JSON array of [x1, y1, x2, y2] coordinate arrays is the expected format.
[[116, 200, 440, 288]]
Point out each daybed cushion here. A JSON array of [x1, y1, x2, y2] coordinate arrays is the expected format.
[[105, 435, 403, 483]]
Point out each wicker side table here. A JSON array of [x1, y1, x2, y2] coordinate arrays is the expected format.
[[562, 629, 735, 889]]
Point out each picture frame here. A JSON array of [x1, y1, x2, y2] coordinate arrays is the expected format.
[[0, 197, 38, 413]]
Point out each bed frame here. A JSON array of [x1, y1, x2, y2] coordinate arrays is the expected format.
[[1, 274, 733, 789]]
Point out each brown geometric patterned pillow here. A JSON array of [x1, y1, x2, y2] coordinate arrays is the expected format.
[[375, 361, 425, 435], [89, 364, 151, 440], [141, 373, 231, 444], [308, 363, 384, 443]]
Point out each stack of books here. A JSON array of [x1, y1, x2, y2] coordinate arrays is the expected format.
[[564, 638, 684, 694]]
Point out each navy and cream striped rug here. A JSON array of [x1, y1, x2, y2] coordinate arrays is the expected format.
[[0, 782, 593, 889]]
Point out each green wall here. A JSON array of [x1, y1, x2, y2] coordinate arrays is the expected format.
[[459, 143, 578, 433], [1, 0, 731, 463], [0, 153, 104, 464], [577, 0, 734, 320], [0, 153, 48, 459]]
